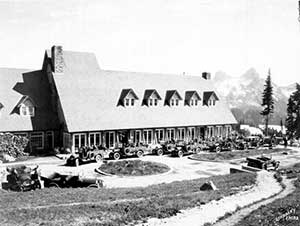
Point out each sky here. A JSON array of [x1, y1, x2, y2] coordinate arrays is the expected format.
[[0, 0, 299, 86]]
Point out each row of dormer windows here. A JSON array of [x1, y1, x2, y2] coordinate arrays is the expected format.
[[119, 89, 218, 107]]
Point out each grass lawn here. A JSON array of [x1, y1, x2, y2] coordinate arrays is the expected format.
[[235, 163, 300, 226], [98, 160, 170, 176], [0, 172, 256, 226], [192, 148, 290, 162]]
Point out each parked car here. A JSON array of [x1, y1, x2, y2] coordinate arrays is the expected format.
[[108, 142, 157, 160], [66, 146, 108, 166], [5, 165, 41, 192], [244, 136, 261, 149], [245, 156, 280, 171]]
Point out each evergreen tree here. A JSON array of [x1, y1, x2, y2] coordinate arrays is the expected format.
[[286, 83, 300, 139], [286, 96, 296, 138], [260, 69, 274, 136]]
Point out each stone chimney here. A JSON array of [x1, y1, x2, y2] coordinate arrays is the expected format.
[[51, 45, 64, 73], [202, 72, 211, 80]]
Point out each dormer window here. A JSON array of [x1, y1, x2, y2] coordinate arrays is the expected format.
[[117, 89, 139, 107], [142, 89, 162, 107], [164, 90, 182, 106], [20, 104, 35, 116], [185, 91, 201, 106], [203, 91, 219, 106], [12, 96, 36, 117]]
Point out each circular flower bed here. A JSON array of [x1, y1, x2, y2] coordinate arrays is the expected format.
[[98, 160, 170, 176]]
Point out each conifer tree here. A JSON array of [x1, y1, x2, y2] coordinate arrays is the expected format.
[[286, 83, 300, 139], [260, 69, 274, 136], [286, 96, 296, 138]]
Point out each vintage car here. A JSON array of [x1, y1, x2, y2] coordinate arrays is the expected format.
[[41, 173, 103, 188], [245, 156, 280, 171], [66, 145, 108, 166], [108, 142, 158, 160], [244, 136, 261, 149], [5, 165, 41, 192]]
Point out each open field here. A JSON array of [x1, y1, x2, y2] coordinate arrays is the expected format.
[[191, 148, 291, 162], [234, 163, 300, 226], [98, 160, 170, 176], [0, 172, 255, 226]]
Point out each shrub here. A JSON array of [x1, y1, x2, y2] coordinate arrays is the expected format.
[[0, 133, 29, 160]]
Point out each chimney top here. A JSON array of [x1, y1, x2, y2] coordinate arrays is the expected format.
[[51, 45, 64, 74], [202, 72, 211, 80]]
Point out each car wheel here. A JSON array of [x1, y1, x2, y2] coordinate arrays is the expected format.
[[113, 152, 121, 160], [216, 147, 221, 153], [95, 154, 103, 163], [136, 150, 144, 158], [177, 150, 184, 158], [195, 147, 201, 154], [156, 148, 163, 156]]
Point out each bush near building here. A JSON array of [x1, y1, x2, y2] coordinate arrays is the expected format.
[[0, 133, 29, 162]]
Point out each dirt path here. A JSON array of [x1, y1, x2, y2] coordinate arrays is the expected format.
[[138, 171, 282, 226], [213, 177, 296, 226]]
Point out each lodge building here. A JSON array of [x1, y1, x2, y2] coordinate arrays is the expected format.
[[0, 46, 237, 152]]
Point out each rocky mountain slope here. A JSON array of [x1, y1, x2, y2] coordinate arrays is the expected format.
[[213, 68, 295, 125]]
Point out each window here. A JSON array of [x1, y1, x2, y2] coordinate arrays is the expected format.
[[212, 100, 216, 106], [104, 132, 115, 148], [155, 129, 164, 142], [176, 99, 179, 106], [73, 133, 87, 149], [171, 99, 175, 106], [118, 89, 139, 107], [190, 100, 194, 106], [195, 100, 198, 106], [166, 128, 175, 141], [89, 133, 101, 146], [135, 130, 142, 144], [20, 104, 35, 117], [154, 99, 158, 106], [30, 132, 44, 149], [177, 128, 185, 140], [188, 127, 195, 140], [143, 130, 153, 144], [149, 99, 153, 106]]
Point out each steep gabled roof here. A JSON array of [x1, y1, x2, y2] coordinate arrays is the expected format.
[[47, 50, 237, 132], [203, 91, 219, 105], [142, 89, 162, 106], [16, 95, 36, 108], [185, 91, 201, 106], [117, 89, 139, 106], [164, 90, 182, 106]]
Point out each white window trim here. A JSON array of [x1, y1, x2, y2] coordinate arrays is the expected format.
[[143, 129, 153, 144], [20, 104, 35, 117], [108, 132, 115, 148], [89, 132, 101, 146], [155, 129, 164, 142], [135, 130, 142, 144], [166, 128, 176, 140], [73, 133, 87, 149], [177, 128, 185, 140], [30, 132, 44, 150]]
